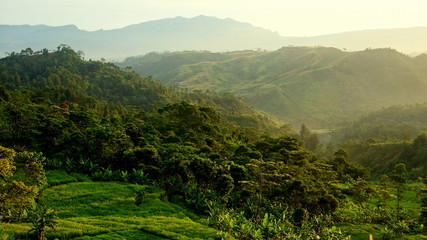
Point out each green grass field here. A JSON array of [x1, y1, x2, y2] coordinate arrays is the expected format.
[[1, 171, 218, 240]]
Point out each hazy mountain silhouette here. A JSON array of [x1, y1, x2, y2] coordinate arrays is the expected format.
[[288, 27, 427, 56], [0, 16, 285, 60], [1, 16, 426, 60]]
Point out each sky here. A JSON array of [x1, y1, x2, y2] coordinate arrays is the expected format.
[[1, 0, 427, 36]]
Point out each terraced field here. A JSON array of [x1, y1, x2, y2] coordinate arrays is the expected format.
[[0, 171, 218, 239]]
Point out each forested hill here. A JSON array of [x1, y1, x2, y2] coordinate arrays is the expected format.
[[332, 103, 427, 142], [0, 46, 289, 135], [328, 103, 427, 178], [119, 47, 427, 128]]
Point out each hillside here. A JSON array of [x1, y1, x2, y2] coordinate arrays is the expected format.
[[119, 47, 427, 128], [332, 103, 427, 142], [0, 47, 349, 239], [1, 47, 426, 240], [0, 46, 288, 135], [325, 103, 427, 179], [1, 16, 426, 60]]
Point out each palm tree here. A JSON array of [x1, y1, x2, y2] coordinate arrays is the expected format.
[[28, 206, 58, 240]]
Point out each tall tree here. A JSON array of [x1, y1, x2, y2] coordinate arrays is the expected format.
[[28, 205, 58, 240], [390, 163, 408, 220], [0, 146, 46, 221], [421, 176, 427, 230], [299, 123, 310, 140]]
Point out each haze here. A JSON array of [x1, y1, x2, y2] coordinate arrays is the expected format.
[[1, 0, 427, 36]]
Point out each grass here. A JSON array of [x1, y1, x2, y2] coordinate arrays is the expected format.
[[45, 170, 78, 186], [335, 223, 383, 240], [369, 182, 423, 215], [336, 223, 427, 240], [335, 181, 426, 240], [1, 171, 218, 239], [3, 171, 425, 239], [74, 230, 165, 240]]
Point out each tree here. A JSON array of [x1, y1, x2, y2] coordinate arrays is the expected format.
[[421, 176, 427, 230], [305, 133, 319, 152], [240, 158, 288, 220], [0, 146, 46, 221], [0, 86, 10, 101], [390, 163, 408, 220], [28, 205, 58, 240], [330, 149, 349, 180], [299, 124, 310, 140], [0, 146, 15, 180], [299, 124, 319, 152], [376, 174, 393, 210]]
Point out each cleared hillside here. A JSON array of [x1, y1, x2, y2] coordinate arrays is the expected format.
[[119, 47, 427, 128]]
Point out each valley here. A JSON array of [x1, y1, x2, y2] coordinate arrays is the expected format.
[[0, 46, 426, 239], [118, 47, 427, 129]]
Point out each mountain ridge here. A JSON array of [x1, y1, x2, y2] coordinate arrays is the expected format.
[[1, 15, 426, 60]]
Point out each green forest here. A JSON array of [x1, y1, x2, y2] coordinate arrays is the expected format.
[[0, 46, 426, 240]]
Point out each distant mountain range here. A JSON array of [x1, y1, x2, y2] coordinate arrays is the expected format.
[[1, 16, 426, 60], [118, 47, 427, 128]]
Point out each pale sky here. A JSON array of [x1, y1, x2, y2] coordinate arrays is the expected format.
[[1, 0, 427, 36]]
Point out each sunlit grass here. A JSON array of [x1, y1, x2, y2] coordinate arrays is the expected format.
[[74, 230, 167, 240], [45, 170, 78, 186], [0, 171, 217, 239]]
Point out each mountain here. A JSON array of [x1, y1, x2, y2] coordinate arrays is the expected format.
[[0, 45, 289, 136], [1, 16, 426, 60], [287, 27, 427, 56], [118, 47, 427, 128], [0, 16, 286, 60]]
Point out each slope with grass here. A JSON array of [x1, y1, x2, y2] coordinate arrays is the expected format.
[[120, 48, 427, 128], [0, 171, 218, 239]]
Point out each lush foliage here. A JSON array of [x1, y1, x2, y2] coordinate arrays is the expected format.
[[339, 133, 427, 179], [0, 45, 286, 136], [1, 47, 426, 239], [333, 103, 427, 142], [0, 146, 46, 222], [321, 103, 427, 179]]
